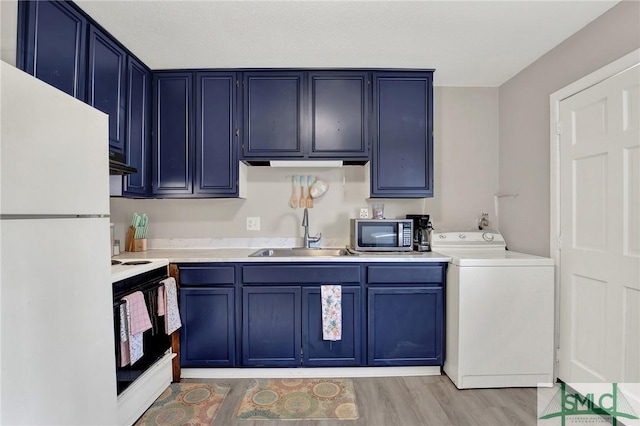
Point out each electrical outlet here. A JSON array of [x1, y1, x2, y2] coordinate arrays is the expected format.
[[246, 217, 260, 231], [359, 208, 369, 219]]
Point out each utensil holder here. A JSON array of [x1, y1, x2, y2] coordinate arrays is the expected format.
[[125, 226, 147, 252]]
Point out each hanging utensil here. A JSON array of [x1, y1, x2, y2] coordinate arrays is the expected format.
[[306, 175, 314, 208], [290, 175, 298, 208], [299, 175, 306, 208]]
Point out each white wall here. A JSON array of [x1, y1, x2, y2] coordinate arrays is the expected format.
[[498, 0, 640, 256], [110, 87, 500, 245], [0, 0, 17, 66]]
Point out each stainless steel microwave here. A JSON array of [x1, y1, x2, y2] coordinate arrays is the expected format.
[[350, 219, 413, 251]]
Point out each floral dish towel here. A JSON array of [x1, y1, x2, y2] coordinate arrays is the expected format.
[[321, 285, 342, 341]]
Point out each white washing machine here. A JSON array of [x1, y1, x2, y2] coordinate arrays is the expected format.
[[431, 230, 555, 389]]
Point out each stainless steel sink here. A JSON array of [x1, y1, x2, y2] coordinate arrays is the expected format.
[[248, 248, 351, 257]]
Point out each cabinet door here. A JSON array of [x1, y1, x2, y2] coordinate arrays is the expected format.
[[242, 287, 301, 366], [180, 287, 235, 367], [195, 72, 238, 196], [302, 286, 362, 366], [20, 0, 87, 100], [367, 286, 443, 366], [242, 72, 305, 158], [371, 73, 434, 198], [123, 57, 151, 196], [88, 26, 127, 153], [152, 73, 193, 195], [308, 72, 369, 158]]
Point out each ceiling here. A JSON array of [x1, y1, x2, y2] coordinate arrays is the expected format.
[[74, 0, 619, 87]]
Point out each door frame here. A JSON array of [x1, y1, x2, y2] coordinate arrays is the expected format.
[[549, 48, 640, 380]]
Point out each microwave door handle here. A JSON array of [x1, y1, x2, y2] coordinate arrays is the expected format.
[[398, 224, 403, 247]]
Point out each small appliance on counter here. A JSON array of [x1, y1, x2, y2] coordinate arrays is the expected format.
[[349, 218, 413, 251], [406, 214, 432, 252]]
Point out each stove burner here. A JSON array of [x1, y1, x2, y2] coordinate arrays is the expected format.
[[112, 260, 122, 265], [122, 260, 152, 265]]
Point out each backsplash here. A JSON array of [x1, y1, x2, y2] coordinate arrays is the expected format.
[[110, 166, 426, 245]]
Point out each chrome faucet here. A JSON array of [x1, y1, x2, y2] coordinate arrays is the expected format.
[[302, 208, 322, 248]]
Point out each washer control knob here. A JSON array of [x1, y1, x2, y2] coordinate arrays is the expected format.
[[438, 234, 446, 239], [482, 232, 495, 242], [458, 234, 466, 239]]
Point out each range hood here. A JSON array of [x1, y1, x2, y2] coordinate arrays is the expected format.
[[109, 151, 137, 175], [243, 160, 368, 167]]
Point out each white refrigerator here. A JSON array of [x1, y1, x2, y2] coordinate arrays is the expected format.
[[0, 62, 117, 424]]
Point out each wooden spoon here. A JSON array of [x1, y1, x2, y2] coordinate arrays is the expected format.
[[290, 175, 298, 208], [306, 175, 314, 208], [299, 175, 306, 208]]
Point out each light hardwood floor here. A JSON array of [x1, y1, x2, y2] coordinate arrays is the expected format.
[[182, 375, 539, 426]]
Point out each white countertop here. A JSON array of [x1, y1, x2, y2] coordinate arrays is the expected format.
[[113, 248, 451, 263]]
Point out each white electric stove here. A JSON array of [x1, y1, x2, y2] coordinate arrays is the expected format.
[[111, 258, 174, 426], [111, 258, 169, 283], [431, 230, 555, 389]]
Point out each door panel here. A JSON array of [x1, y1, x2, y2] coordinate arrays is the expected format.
[[371, 73, 433, 198], [152, 73, 193, 195], [242, 287, 301, 366], [559, 64, 640, 396], [22, 1, 87, 100], [302, 286, 362, 366], [195, 73, 237, 195], [309, 72, 369, 157], [123, 57, 151, 196], [243, 72, 304, 157], [88, 27, 126, 153], [180, 288, 235, 367]]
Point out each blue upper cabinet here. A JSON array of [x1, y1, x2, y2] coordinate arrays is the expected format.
[[123, 57, 151, 197], [371, 72, 434, 198], [19, 0, 87, 100], [241, 71, 369, 161], [88, 26, 127, 153], [308, 72, 369, 159], [152, 72, 193, 196], [151, 72, 241, 198], [195, 72, 238, 196], [242, 72, 305, 158]]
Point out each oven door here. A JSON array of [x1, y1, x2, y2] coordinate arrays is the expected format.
[[113, 281, 171, 395]]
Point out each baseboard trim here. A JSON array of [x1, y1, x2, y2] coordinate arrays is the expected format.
[[181, 366, 441, 379]]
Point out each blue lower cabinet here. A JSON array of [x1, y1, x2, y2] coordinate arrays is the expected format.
[[302, 286, 362, 366], [367, 286, 443, 366], [180, 287, 235, 367], [242, 287, 302, 366]]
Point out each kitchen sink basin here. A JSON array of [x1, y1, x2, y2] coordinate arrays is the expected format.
[[249, 248, 351, 257]]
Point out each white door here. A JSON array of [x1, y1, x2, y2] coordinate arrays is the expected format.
[[558, 64, 640, 395]]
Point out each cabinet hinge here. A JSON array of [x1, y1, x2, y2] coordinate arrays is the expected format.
[[235, 128, 240, 138], [236, 80, 240, 88], [557, 235, 562, 250], [555, 121, 562, 136], [300, 347, 304, 365]]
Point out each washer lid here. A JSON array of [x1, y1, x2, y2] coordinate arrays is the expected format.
[[432, 249, 555, 267]]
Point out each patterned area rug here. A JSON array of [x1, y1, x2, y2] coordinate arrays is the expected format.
[[236, 378, 359, 420], [135, 382, 229, 426]]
